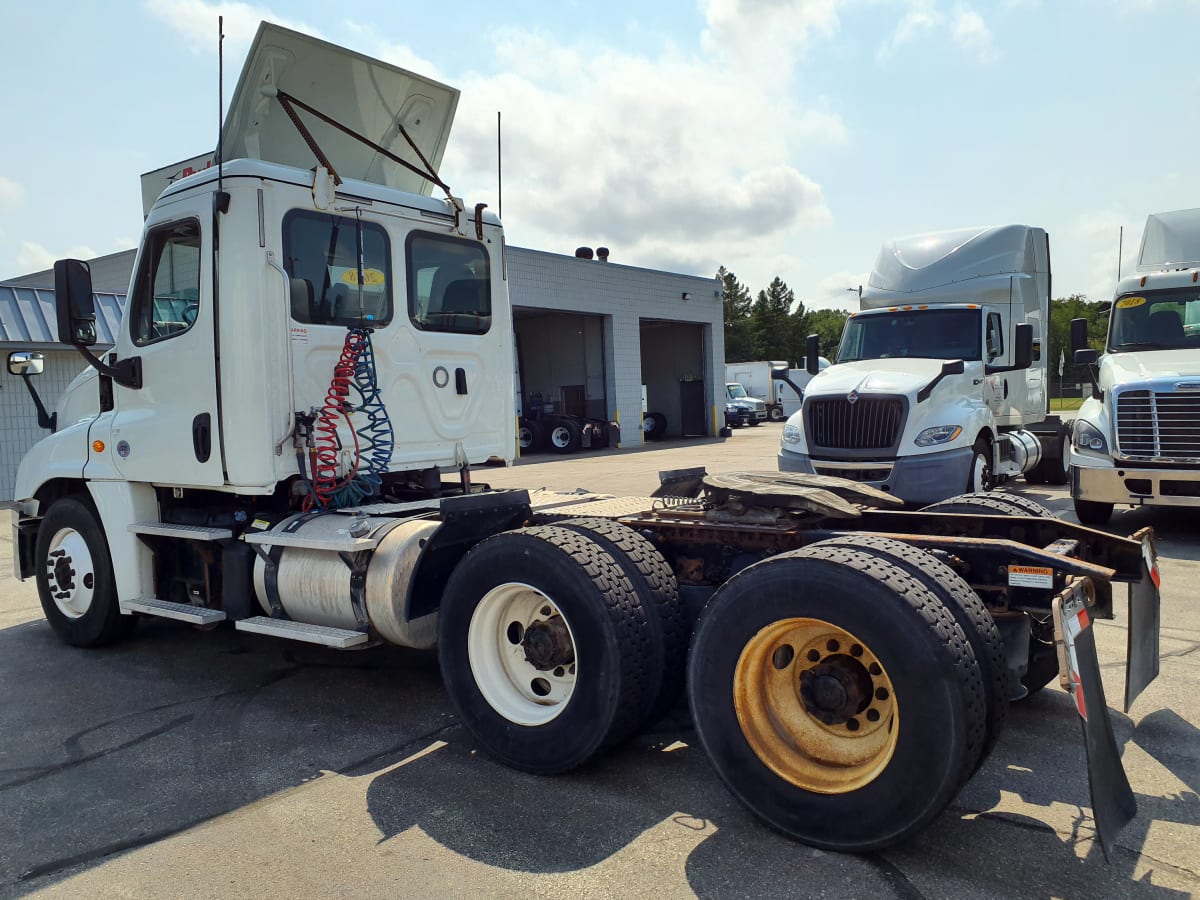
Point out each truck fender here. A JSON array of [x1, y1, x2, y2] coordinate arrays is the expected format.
[[84, 481, 158, 605]]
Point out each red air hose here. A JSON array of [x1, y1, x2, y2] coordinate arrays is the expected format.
[[311, 331, 367, 507]]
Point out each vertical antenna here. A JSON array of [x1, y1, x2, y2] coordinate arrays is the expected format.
[[1117, 225, 1124, 281], [497, 111, 503, 219], [217, 15, 225, 193]]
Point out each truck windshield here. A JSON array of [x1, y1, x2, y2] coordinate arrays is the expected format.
[[838, 308, 982, 362], [727, 384, 747, 399], [1108, 289, 1200, 352]]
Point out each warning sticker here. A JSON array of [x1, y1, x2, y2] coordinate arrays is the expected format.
[[290, 326, 309, 344], [1008, 565, 1054, 589]]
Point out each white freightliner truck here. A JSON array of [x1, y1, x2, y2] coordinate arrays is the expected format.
[[779, 225, 1074, 505], [1068, 208, 1200, 525], [1, 24, 1165, 855]]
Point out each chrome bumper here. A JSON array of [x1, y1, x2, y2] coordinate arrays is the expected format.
[[1074, 464, 1200, 507]]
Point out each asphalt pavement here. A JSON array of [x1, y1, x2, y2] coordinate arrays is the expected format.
[[2, 423, 1198, 898]]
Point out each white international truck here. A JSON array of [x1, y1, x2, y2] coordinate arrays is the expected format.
[[1068, 208, 1200, 525], [779, 225, 1074, 505], [0, 23, 1165, 856]]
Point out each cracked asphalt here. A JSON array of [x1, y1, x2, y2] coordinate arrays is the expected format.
[[2, 425, 1198, 898]]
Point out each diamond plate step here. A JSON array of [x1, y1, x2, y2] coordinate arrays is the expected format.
[[129, 522, 233, 541], [120, 597, 227, 624], [235, 616, 369, 648]]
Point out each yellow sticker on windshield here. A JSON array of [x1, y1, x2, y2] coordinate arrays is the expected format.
[[1116, 295, 1146, 309], [341, 268, 386, 286]]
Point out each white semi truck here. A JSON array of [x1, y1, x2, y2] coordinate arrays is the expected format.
[[726, 359, 830, 422], [1069, 208, 1200, 525], [779, 225, 1073, 505], [1, 23, 1164, 856]]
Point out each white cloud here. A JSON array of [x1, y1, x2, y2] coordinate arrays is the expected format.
[[701, 0, 844, 75], [0, 175, 22, 209], [812, 269, 871, 310], [950, 6, 999, 63], [877, 1, 999, 65], [441, 27, 842, 283], [142, 0, 320, 56], [15, 242, 99, 275]]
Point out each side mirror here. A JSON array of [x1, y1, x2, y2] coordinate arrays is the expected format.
[[806, 334, 820, 375], [1069, 317, 1089, 354], [941, 358, 965, 376], [770, 364, 788, 380], [1075, 348, 1098, 365], [1012, 322, 1033, 370], [7, 351, 45, 376], [54, 258, 97, 346]]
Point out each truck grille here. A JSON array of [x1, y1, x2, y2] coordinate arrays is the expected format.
[[806, 397, 905, 450], [1115, 389, 1200, 459]]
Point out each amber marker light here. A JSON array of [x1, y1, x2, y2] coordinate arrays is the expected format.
[[92, 440, 105, 453]]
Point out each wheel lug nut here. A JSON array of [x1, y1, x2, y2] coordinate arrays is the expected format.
[[826, 639, 840, 653], [806, 649, 821, 662], [845, 718, 860, 732]]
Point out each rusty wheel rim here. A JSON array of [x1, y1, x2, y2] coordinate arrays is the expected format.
[[733, 617, 898, 794]]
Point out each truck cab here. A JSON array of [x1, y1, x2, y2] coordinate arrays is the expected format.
[[779, 225, 1067, 505], [1069, 208, 1200, 524]]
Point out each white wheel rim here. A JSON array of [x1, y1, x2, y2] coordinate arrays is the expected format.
[[1060, 435, 1071, 477], [551, 427, 570, 448], [44, 527, 96, 619], [519, 427, 533, 448], [467, 582, 578, 726], [970, 453, 988, 492]]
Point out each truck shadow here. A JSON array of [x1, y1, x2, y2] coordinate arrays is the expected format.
[[3, 614, 1196, 898]]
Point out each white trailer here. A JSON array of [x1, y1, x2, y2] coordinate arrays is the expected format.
[[1068, 208, 1200, 524], [779, 225, 1072, 505], [1, 23, 1163, 857]]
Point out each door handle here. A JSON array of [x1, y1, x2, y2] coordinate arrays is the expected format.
[[193, 413, 212, 463], [455, 368, 468, 395]]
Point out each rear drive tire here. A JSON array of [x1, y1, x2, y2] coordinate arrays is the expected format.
[[688, 544, 986, 852], [643, 412, 668, 441], [35, 495, 135, 648], [548, 419, 582, 454], [438, 526, 662, 774], [922, 492, 1057, 519], [768, 406, 785, 422], [518, 420, 543, 453], [809, 535, 1007, 771], [554, 517, 687, 727]]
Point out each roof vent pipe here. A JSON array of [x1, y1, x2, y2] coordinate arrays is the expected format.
[[596, 247, 610, 262], [575, 246, 594, 259]]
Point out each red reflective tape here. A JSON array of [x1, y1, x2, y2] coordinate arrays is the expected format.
[[1150, 566, 1161, 588], [1072, 672, 1088, 720], [1077, 607, 1090, 629]]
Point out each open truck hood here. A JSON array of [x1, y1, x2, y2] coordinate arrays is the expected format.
[[221, 22, 459, 195]]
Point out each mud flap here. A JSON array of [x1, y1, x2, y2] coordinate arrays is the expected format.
[[1054, 580, 1136, 861], [1125, 527, 1161, 712]]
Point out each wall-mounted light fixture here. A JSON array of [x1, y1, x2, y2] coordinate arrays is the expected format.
[[681, 291, 691, 301]]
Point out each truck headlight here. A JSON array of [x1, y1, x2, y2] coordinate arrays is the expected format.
[[782, 424, 803, 445], [914, 425, 962, 447], [1074, 420, 1108, 454]]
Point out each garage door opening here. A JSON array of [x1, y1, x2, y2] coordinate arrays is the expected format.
[[639, 319, 708, 439]]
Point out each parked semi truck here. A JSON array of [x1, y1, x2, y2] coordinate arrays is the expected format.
[[779, 225, 1073, 505], [2, 24, 1163, 855], [726, 359, 830, 422], [1069, 208, 1200, 525]]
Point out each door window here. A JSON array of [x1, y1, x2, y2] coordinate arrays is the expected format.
[[406, 231, 492, 334], [130, 219, 202, 346], [283, 210, 393, 326], [985, 312, 1005, 362]]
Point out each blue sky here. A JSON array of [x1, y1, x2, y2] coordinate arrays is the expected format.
[[1, 0, 1198, 309]]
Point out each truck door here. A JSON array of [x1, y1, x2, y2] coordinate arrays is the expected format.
[[983, 310, 1007, 416], [96, 207, 225, 486]]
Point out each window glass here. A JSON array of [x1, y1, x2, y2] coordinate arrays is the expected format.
[[130, 220, 202, 346], [283, 210, 392, 326], [1109, 290, 1200, 351], [986, 312, 1004, 362], [837, 308, 982, 362], [406, 232, 491, 335]]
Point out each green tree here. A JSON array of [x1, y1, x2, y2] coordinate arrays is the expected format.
[[803, 308, 851, 361], [751, 276, 802, 362], [718, 266, 756, 361], [1046, 293, 1109, 397]]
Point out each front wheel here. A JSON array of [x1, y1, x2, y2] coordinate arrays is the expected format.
[[688, 544, 986, 851], [35, 495, 134, 647], [1044, 434, 1071, 486], [1073, 492, 1114, 527], [548, 419, 582, 454], [768, 406, 785, 422], [967, 439, 992, 492]]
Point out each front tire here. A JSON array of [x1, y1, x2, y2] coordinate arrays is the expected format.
[[768, 406, 785, 422], [968, 439, 992, 492], [438, 526, 662, 774], [1044, 434, 1071, 486], [688, 544, 986, 851], [35, 495, 133, 648], [1073, 493, 1114, 527], [547, 419, 582, 454]]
